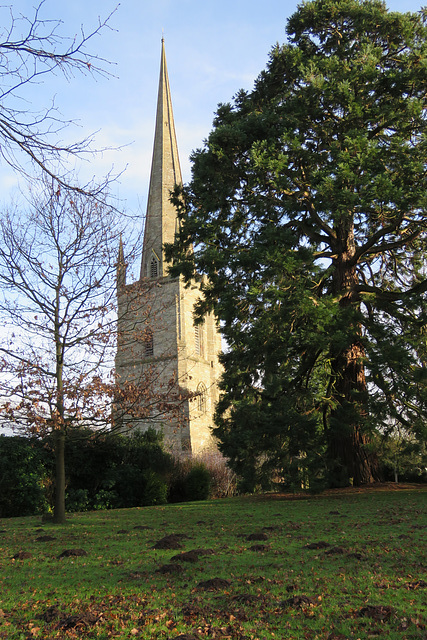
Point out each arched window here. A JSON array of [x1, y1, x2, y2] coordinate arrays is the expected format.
[[150, 256, 158, 278], [197, 382, 207, 414], [144, 329, 154, 357]]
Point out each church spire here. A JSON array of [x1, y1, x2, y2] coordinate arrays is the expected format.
[[117, 233, 126, 290], [140, 38, 182, 279]]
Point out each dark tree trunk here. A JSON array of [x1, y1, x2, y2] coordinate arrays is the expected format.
[[53, 429, 66, 524], [328, 218, 379, 486], [53, 290, 67, 524], [329, 340, 378, 485]]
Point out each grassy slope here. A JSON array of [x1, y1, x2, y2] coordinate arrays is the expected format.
[[0, 486, 425, 639]]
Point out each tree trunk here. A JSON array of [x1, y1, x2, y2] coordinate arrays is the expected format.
[[53, 429, 66, 524], [328, 340, 378, 485], [328, 217, 379, 486], [53, 286, 67, 524]]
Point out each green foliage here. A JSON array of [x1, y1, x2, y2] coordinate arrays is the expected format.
[[63, 429, 171, 510], [379, 430, 427, 483], [0, 435, 48, 517], [168, 458, 191, 503], [166, 0, 427, 488], [65, 488, 90, 513], [168, 458, 212, 502], [111, 464, 168, 508], [139, 469, 168, 505], [0, 429, 172, 517], [183, 463, 211, 501]]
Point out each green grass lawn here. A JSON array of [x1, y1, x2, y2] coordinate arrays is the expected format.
[[0, 486, 425, 639]]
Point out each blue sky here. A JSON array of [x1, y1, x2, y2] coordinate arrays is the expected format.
[[2, 0, 425, 220]]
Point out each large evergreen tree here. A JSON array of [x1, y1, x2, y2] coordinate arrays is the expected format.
[[167, 0, 427, 487]]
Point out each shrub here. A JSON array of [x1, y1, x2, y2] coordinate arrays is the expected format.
[[112, 464, 167, 507], [0, 429, 173, 516], [141, 469, 168, 506], [168, 451, 236, 502], [0, 435, 48, 517], [194, 450, 237, 498], [93, 489, 118, 510], [167, 456, 189, 503], [65, 488, 90, 512], [63, 428, 172, 511], [183, 463, 211, 501]]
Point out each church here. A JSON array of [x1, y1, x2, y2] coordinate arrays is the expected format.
[[115, 39, 222, 454]]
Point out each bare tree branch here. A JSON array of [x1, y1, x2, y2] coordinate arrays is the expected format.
[[0, 1, 118, 195]]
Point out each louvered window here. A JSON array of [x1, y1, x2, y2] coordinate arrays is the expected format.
[[150, 257, 158, 278], [195, 323, 203, 357], [144, 329, 154, 356]]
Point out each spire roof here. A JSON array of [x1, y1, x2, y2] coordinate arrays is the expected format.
[[140, 39, 182, 279], [117, 233, 127, 288]]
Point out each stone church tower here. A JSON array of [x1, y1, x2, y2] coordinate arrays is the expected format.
[[115, 39, 222, 454]]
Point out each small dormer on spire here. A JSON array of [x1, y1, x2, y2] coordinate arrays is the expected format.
[[140, 38, 182, 280]]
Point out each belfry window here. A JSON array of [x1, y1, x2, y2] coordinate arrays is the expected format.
[[150, 256, 158, 278], [144, 329, 154, 357], [195, 323, 204, 357], [197, 382, 207, 414]]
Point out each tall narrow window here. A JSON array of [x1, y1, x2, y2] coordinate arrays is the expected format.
[[197, 382, 207, 414], [150, 256, 158, 278], [195, 324, 200, 355], [144, 329, 154, 357], [195, 322, 204, 357]]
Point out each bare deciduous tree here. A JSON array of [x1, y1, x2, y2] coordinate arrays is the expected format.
[[0, 180, 186, 523]]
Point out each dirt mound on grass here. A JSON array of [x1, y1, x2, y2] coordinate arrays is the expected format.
[[59, 611, 99, 629], [284, 595, 319, 608], [170, 550, 200, 563], [58, 548, 88, 558], [37, 605, 63, 623], [246, 532, 268, 541], [324, 546, 346, 555], [181, 601, 213, 619], [358, 605, 395, 620], [249, 544, 269, 552], [171, 549, 214, 563], [12, 551, 32, 560], [230, 593, 261, 605], [304, 541, 330, 549], [197, 578, 231, 590], [156, 563, 183, 574], [152, 534, 189, 550], [38, 605, 99, 629]]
